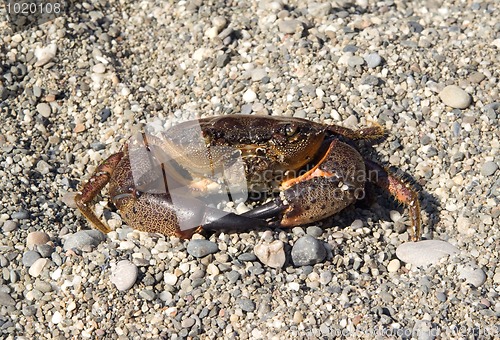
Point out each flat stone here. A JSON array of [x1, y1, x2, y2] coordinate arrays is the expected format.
[[63, 230, 106, 251], [481, 161, 498, 176], [254, 240, 285, 268], [186, 240, 219, 258], [278, 19, 304, 34], [396, 240, 459, 266], [110, 260, 138, 291], [0, 292, 15, 307], [439, 85, 471, 109], [291, 235, 326, 266]]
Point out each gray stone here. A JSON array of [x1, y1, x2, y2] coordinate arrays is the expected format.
[[481, 161, 498, 176], [237, 298, 256, 312], [348, 56, 364, 67], [237, 253, 256, 262], [291, 235, 326, 266], [186, 240, 219, 258], [396, 240, 459, 266], [364, 53, 382, 68], [0, 292, 15, 307], [22, 251, 41, 267], [63, 230, 106, 251], [278, 19, 304, 34]]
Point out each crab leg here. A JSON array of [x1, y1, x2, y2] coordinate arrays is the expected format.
[[74, 152, 124, 233], [364, 160, 421, 241]]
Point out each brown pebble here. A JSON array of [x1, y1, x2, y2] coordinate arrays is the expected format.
[[26, 231, 50, 249], [45, 94, 56, 102], [74, 123, 86, 133]]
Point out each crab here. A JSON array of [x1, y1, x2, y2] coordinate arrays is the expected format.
[[74, 115, 421, 241]]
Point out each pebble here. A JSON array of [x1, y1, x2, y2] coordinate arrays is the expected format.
[[237, 298, 256, 312], [306, 226, 323, 237], [63, 230, 106, 251], [308, 2, 332, 17], [12, 210, 29, 220], [481, 161, 498, 177], [278, 19, 303, 34], [52, 311, 62, 324], [291, 236, 326, 266], [34, 44, 57, 67], [242, 89, 257, 103], [347, 56, 365, 67], [26, 231, 50, 249], [181, 317, 195, 328], [186, 240, 219, 258], [164, 273, 178, 286], [457, 265, 486, 287], [237, 253, 256, 262], [37, 244, 54, 258], [28, 258, 49, 277], [36, 103, 51, 117], [396, 240, 459, 266], [22, 251, 41, 267], [254, 240, 285, 268], [110, 260, 138, 291], [387, 259, 401, 272], [251, 68, 267, 82], [92, 63, 106, 74], [0, 292, 16, 307], [350, 219, 364, 230], [439, 85, 471, 109], [364, 52, 382, 68], [2, 220, 18, 232]]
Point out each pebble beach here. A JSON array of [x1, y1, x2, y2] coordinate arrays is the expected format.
[[0, 0, 499, 338]]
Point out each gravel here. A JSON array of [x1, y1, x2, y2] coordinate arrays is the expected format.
[[1, 0, 499, 338]]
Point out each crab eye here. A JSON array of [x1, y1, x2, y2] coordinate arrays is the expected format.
[[284, 123, 298, 137]]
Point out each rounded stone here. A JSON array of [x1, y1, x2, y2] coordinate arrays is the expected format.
[[22, 251, 41, 267], [387, 259, 401, 272], [242, 89, 257, 103], [36, 103, 51, 117], [439, 85, 471, 109], [26, 231, 50, 249], [364, 52, 382, 68], [481, 161, 498, 177], [186, 240, 219, 258], [110, 260, 138, 291], [291, 235, 326, 266], [2, 220, 18, 232]]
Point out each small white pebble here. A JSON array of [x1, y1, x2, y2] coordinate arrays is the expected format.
[[242, 89, 257, 102], [387, 259, 401, 272]]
